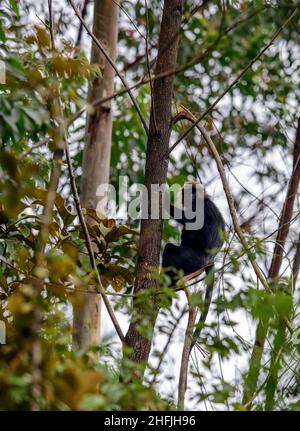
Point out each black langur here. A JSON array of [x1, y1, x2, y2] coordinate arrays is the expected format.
[[162, 181, 225, 350], [162, 181, 225, 284]]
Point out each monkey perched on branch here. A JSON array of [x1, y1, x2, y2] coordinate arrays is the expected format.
[[162, 181, 225, 285]]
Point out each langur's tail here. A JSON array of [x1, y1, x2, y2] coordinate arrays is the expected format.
[[189, 264, 215, 353]]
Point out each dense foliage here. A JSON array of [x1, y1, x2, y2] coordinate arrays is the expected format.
[[0, 0, 300, 410]]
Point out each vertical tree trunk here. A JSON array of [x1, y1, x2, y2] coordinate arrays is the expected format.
[[242, 118, 300, 407], [124, 0, 183, 370], [73, 0, 119, 350]]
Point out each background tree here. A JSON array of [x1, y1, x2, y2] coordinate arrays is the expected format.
[[73, 0, 119, 351]]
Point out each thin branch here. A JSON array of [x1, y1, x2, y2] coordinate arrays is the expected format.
[[168, 7, 299, 156], [177, 265, 216, 409], [30, 3, 59, 409], [67, 67, 178, 126], [177, 287, 197, 410], [68, 4, 268, 127], [68, 0, 149, 136], [122, 0, 209, 72], [150, 305, 187, 386], [145, 0, 158, 135], [48, 0, 55, 50], [20, 137, 50, 160], [113, 0, 146, 41], [75, 0, 90, 47], [64, 140, 125, 343], [292, 233, 300, 290], [45, 1, 126, 344]]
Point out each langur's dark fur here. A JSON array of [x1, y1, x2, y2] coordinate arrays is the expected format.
[[162, 182, 225, 281], [162, 182, 225, 345]]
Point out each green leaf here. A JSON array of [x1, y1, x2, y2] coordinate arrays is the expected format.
[[9, 0, 19, 17]]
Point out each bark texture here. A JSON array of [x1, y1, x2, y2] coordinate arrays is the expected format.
[[73, 0, 119, 350]]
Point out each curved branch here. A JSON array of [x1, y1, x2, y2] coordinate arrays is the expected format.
[[172, 112, 269, 293], [177, 287, 197, 410], [177, 265, 215, 409], [172, 107, 296, 410]]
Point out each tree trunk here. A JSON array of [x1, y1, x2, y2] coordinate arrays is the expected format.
[[124, 0, 183, 370], [73, 0, 119, 350], [242, 117, 300, 407]]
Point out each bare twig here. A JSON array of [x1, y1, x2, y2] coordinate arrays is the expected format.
[[20, 137, 50, 160], [292, 233, 300, 290], [75, 0, 90, 47], [177, 287, 197, 410], [150, 305, 187, 386], [145, 0, 158, 135], [48, 0, 55, 49]]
